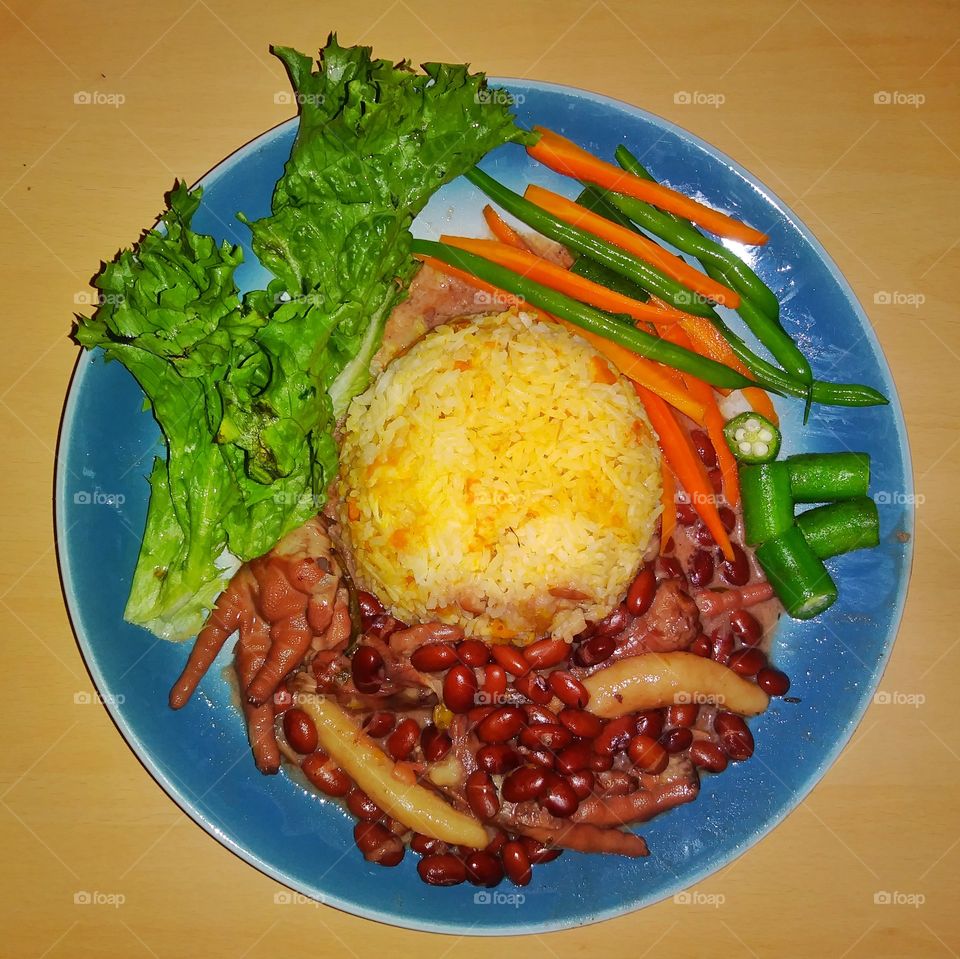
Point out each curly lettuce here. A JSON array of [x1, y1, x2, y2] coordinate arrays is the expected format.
[[73, 36, 527, 641]]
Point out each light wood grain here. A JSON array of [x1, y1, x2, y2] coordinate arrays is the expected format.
[[1, 0, 957, 955]]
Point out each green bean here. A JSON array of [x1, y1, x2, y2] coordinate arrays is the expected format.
[[464, 167, 717, 318], [614, 147, 813, 386], [411, 239, 756, 391]]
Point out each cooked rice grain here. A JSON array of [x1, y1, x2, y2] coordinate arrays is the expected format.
[[337, 310, 661, 642]]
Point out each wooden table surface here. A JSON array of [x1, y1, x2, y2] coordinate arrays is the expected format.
[[2, 0, 957, 955]]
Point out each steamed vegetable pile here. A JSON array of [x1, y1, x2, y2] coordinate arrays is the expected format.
[[73, 37, 528, 640]]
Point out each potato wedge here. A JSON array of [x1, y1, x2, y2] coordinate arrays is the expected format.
[[582, 652, 769, 718], [296, 694, 488, 847]]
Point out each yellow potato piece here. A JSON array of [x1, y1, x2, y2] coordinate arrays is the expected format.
[[296, 694, 488, 848], [582, 652, 770, 718]]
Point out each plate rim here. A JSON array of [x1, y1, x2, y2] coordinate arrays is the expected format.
[[55, 77, 915, 936]]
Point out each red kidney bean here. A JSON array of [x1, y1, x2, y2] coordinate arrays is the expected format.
[[574, 633, 615, 667], [660, 726, 693, 754], [689, 632, 712, 658], [272, 685, 293, 715], [687, 549, 715, 588], [301, 752, 351, 797], [346, 787, 383, 822], [708, 468, 723, 495], [594, 603, 630, 638], [464, 850, 504, 887], [443, 664, 478, 713], [711, 629, 734, 666], [481, 664, 508, 704], [353, 821, 404, 866], [695, 523, 716, 548], [365, 614, 404, 640], [729, 609, 763, 646], [514, 670, 552, 705], [719, 543, 750, 586], [729, 647, 766, 677], [476, 706, 526, 743], [501, 766, 548, 803], [690, 739, 729, 773], [418, 854, 467, 886], [714, 712, 755, 761], [626, 564, 657, 616], [635, 709, 665, 740], [356, 590, 386, 620], [283, 708, 318, 755], [482, 831, 506, 857], [523, 704, 560, 727], [757, 666, 790, 696], [627, 734, 669, 774], [658, 556, 686, 582], [466, 769, 500, 820], [490, 644, 530, 677], [520, 724, 573, 751], [501, 840, 532, 887], [524, 638, 570, 670], [676, 502, 698, 526], [548, 670, 590, 708], [718, 506, 737, 533], [468, 705, 496, 725], [457, 639, 490, 667], [667, 704, 699, 728], [565, 769, 596, 801], [363, 711, 396, 738], [476, 743, 521, 775], [588, 752, 614, 772], [555, 741, 594, 775], [520, 835, 563, 864], [351, 644, 385, 694], [593, 716, 635, 755], [410, 642, 458, 672], [410, 833, 447, 857], [691, 429, 718, 469], [523, 747, 556, 769], [558, 707, 603, 739], [539, 773, 579, 818], [386, 717, 420, 761], [420, 723, 452, 762]]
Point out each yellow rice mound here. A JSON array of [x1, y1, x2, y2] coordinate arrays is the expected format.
[[336, 310, 661, 643]]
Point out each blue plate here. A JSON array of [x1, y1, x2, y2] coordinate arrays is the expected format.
[[55, 80, 913, 934]]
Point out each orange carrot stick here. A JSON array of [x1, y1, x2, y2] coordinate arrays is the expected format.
[[528, 126, 768, 246], [439, 235, 679, 329], [483, 205, 530, 250], [635, 385, 735, 560], [660, 459, 676, 554], [524, 185, 740, 309]]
